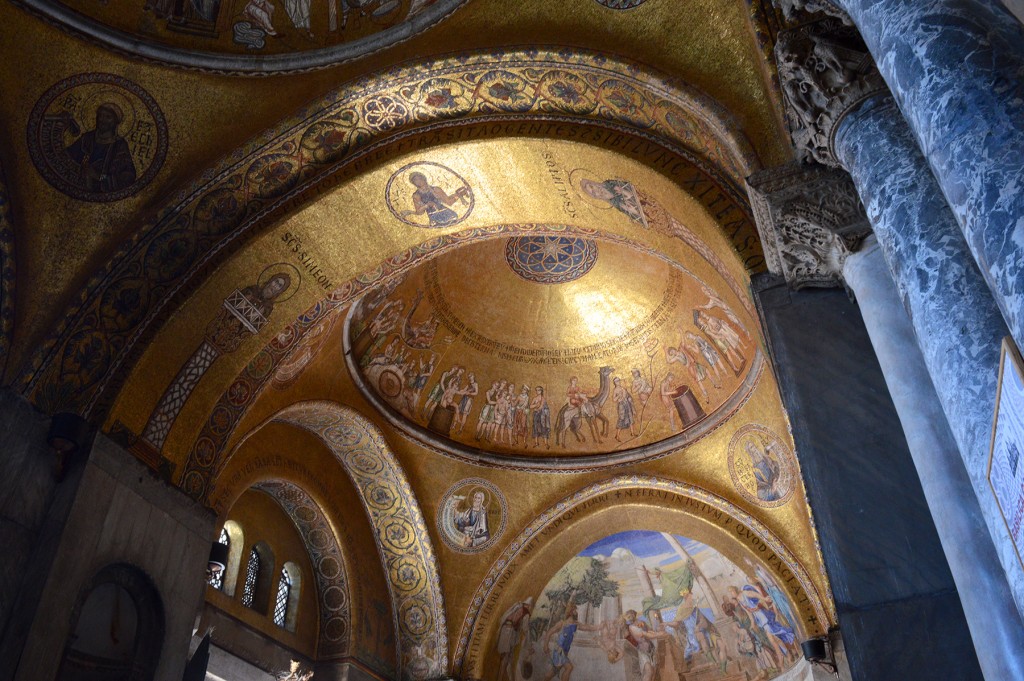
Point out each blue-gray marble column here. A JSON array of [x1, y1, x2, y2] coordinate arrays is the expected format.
[[833, 0, 1024, 352], [833, 93, 1024, 675], [844, 239, 1024, 680]]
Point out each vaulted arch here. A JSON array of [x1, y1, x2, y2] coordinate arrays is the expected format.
[[253, 480, 352, 660], [20, 47, 762, 419], [454, 475, 834, 679], [209, 421, 400, 678], [227, 401, 447, 681]]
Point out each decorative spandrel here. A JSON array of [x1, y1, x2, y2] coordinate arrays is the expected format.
[[344, 228, 761, 467], [28, 73, 167, 202]]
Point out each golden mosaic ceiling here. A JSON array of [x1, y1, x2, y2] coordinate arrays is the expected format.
[[0, 2, 835, 678], [0, 0, 791, 387]]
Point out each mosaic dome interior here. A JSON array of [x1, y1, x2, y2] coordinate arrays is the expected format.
[[345, 231, 761, 465]]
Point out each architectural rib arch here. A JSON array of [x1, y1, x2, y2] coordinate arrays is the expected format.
[[454, 475, 834, 678], [248, 479, 355, 661], [250, 400, 449, 681]]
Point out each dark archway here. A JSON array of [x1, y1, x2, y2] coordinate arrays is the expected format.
[[56, 563, 165, 681]]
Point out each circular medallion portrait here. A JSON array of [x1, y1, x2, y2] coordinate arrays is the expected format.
[[385, 161, 474, 228], [437, 478, 507, 553], [728, 424, 798, 508], [27, 73, 168, 203]]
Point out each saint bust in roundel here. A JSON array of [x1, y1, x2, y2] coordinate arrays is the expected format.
[[452, 488, 490, 548], [62, 103, 137, 194], [28, 73, 168, 202], [385, 161, 474, 228], [438, 478, 506, 553], [727, 425, 797, 509]]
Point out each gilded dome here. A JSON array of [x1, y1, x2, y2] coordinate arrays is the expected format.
[[345, 227, 761, 467]]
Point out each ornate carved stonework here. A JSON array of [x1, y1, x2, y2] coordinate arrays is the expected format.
[[773, 0, 849, 23], [776, 18, 888, 167], [746, 161, 871, 288]]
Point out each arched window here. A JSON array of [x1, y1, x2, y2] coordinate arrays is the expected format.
[[210, 528, 229, 590], [273, 568, 291, 627], [221, 520, 244, 596], [241, 547, 260, 608], [240, 541, 275, 613], [274, 561, 302, 632]]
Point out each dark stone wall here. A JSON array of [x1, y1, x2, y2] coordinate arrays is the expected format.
[[0, 388, 62, 673], [0, 396, 215, 681], [753, 275, 982, 681]]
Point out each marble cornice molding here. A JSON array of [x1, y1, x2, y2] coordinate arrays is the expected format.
[[746, 161, 871, 288], [775, 17, 888, 168]]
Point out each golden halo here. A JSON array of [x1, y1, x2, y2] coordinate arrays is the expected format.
[[567, 167, 619, 210], [466, 486, 490, 508], [257, 262, 302, 302], [78, 88, 139, 141]]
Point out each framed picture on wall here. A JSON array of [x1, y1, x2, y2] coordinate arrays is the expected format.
[[988, 336, 1024, 571]]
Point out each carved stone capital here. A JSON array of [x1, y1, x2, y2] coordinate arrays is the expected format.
[[746, 161, 872, 288], [776, 18, 888, 167], [773, 0, 850, 23]]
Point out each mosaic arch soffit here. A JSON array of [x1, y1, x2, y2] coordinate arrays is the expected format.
[[12, 0, 469, 74], [233, 400, 448, 681], [453, 474, 835, 678], [249, 480, 355, 662], [20, 46, 761, 419], [0, 157, 13, 375], [175, 223, 761, 501]]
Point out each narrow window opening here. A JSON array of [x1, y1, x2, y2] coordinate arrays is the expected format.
[[241, 547, 260, 609]]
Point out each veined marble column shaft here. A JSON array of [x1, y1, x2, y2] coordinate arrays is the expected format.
[[844, 240, 1024, 680], [834, 93, 1024, 641], [833, 0, 1024, 351]]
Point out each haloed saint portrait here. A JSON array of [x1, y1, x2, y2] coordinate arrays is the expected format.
[[385, 161, 474, 228], [727, 425, 797, 509], [28, 73, 168, 202], [437, 478, 507, 554]]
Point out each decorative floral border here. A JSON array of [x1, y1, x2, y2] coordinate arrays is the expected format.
[[265, 401, 448, 681], [254, 480, 352, 660]]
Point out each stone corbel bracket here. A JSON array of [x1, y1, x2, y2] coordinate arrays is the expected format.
[[775, 17, 888, 167], [747, 161, 871, 288]]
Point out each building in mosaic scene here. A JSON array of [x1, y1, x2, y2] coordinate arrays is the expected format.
[[0, 1, 1022, 681]]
